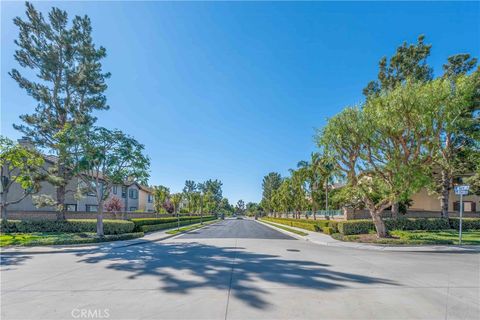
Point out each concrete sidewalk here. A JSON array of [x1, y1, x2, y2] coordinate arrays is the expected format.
[[0, 221, 218, 255], [256, 219, 480, 253]]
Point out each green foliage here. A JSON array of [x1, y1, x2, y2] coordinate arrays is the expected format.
[[140, 216, 216, 233], [260, 220, 308, 236], [322, 227, 334, 235], [10, 2, 111, 216], [152, 185, 170, 213], [131, 216, 202, 228], [0, 136, 46, 218], [336, 218, 473, 235], [363, 34, 433, 97], [448, 218, 480, 230], [337, 220, 375, 235], [0, 219, 135, 235], [335, 230, 480, 245], [261, 172, 283, 212], [0, 232, 143, 247], [262, 217, 338, 233]]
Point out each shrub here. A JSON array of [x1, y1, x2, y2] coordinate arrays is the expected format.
[[336, 218, 461, 235], [290, 221, 317, 231], [140, 216, 216, 233], [385, 218, 450, 231], [322, 226, 334, 235], [130, 216, 207, 229], [0, 219, 135, 235], [449, 218, 480, 230], [337, 220, 374, 235], [262, 217, 338, 233]]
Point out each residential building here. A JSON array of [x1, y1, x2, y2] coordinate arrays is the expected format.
[[5, 139, 155, 213]]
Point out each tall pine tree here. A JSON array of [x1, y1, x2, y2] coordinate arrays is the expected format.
[[10, 2, 110, 219]]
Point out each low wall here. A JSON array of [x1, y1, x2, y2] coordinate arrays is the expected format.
[[5, 211, 201, 221], [346, 209, 480, 220]]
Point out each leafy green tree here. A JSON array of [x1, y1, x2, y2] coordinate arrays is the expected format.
[[261, 172, 282, 214], [245, 202, 262, 217], [363, 34, 432, 97], [182, 180, 198, 213], [429, 61, 479, 218], [275, 178, 294, 218], [198, 179, 223, 211], [320, 80, 442, 237], [297, 152, 338, 219], [10, 2, 110, 220], [236, 199, 245, 214], [289, 169, 308, 218], [153, 185, 170, 214], [76, 127, 150, 236], [170, 193, 183, 229], [0, 136, 45, 220]]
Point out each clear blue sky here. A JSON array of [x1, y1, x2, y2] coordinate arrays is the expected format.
[[1, 1, 479, 204]]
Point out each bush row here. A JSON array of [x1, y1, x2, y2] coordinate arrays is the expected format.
[[337, 218, 480, 235], [1, 219, 135, 235], [130, 216, 204, 228], [262, 217, 339, 233], [140, 216, 216, 233]]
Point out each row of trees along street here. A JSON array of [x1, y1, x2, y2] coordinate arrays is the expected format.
[[151, 179, 236, 221], [260, 35, 479, 238]]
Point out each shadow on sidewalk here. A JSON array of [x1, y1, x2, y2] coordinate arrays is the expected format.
[[74, 241, 398, 309]]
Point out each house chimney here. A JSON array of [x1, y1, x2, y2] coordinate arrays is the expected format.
[[17, 137, 35, 149]]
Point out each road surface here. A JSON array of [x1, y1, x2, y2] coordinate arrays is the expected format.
[[1, 219, 479, 319]]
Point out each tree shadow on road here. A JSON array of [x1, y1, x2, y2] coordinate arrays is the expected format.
[[75, 241, 397, 309]]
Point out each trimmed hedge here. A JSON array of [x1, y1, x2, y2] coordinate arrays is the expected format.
[[262, 217, 338, 233], [140, 216, 216, 233], [130, 216, 203, 228], [336, 218, 480, 235], [1, 219, 135, 235], [337, 220, 373, 235], [449, 218, 480, 230], [322, 227, 334, 235]]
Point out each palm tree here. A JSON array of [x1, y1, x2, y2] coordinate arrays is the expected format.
[[297, 152, 323, 219]]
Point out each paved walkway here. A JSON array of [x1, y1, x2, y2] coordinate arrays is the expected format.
[[257, 219, 480, 252]]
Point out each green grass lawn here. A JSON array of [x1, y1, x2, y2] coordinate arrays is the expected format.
[[165, 219, 219, 235], [0, 232, 143, 247], [334, 230, 480, 245], [261, 220, 309, 236]]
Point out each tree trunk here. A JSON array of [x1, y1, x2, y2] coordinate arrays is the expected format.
[[370, 210, 388, 238], [1, 205, 7, 222], [97, 202, 104, 237], [391, 202, 399, 219], [440, 169, 450, 219], [1, 192, 7, 222], [56, 185, 66, 221]]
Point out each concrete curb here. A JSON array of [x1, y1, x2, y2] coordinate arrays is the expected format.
[[1, 220, 221, 255], [256, 219, 480, 253]]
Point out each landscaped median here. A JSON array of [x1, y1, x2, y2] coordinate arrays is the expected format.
[[261, 217, 480, 245], [0, 215, 217, 247]]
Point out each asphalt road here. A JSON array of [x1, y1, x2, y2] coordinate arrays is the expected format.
[[1, 219, 479, 320], [178, 219, 295, 239]]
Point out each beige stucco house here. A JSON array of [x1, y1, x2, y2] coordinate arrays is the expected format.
[[410, 187, 478, 213], [5, 139, 155, 213]]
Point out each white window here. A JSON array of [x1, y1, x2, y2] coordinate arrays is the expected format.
[[86, 205, 98, 212]]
